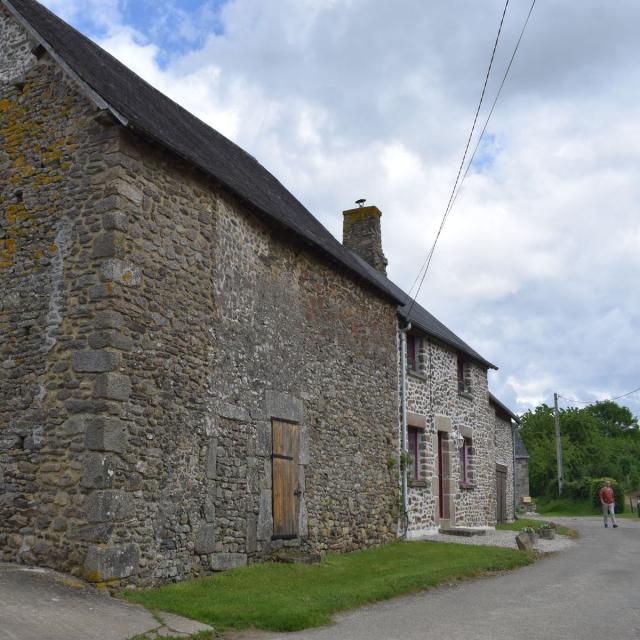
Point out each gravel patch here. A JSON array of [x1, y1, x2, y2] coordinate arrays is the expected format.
[[421, 528, 575, 553]]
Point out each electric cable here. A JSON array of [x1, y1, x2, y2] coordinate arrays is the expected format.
[[558, 385, 640, 405], [406, 0, 537, 315]]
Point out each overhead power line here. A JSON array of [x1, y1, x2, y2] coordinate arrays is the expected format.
[[406, 0, 537, 316], [405, 0, 511, 304], [558, 385, 640, 406]]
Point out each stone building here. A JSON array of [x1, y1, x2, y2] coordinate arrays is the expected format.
[[514, 428, 530, 509], [0, 0, 522, 588], [340, 207, 519, 536], [0, 0, 405, 586], [490, 392, 521, 524]]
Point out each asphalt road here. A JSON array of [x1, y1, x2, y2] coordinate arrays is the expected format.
[[0, 564, 212, 640], [235, 517, 640, 640]]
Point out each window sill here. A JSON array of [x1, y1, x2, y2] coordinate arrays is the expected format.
[[408, 370, 428, 381], [459, 482, 475, 490], [409, 479, 428, 489], [457, 391, 473, 401]]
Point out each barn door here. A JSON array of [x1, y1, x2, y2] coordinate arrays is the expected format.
[[496, 465, 507, 524], [272, 420, 300, 539]]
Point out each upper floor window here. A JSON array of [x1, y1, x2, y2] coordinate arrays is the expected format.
[[457, 355, 471, 394], [407, 335, 419, 372]]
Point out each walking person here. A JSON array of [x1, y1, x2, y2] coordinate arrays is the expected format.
[[599, 480, 618, 528]]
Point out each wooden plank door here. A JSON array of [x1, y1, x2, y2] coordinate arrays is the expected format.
[[272, 420, 300, 539]]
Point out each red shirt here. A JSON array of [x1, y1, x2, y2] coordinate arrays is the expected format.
[[600, 487, 614, 504]]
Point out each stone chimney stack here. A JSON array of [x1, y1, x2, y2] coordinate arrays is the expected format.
[[342, 201, 388, 275]]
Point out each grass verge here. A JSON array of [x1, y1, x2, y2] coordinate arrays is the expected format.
[[496, 518, 578, 538], [122, 541, 532, 632], [535, 497, 638, 519]]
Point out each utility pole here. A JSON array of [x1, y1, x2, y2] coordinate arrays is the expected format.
[[553, 392, 563, 496]]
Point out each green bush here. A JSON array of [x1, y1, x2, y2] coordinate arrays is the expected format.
[[590, 477, 624, 513]]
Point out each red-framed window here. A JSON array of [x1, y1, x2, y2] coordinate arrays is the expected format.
[[408, 427, 420, 481], [407, 335, 418, 372], [459, 437, 472, 484]]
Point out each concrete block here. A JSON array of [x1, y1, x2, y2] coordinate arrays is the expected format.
[[86, 490, 134, 523], [72, 350, 120, 373], [194, 523, 216, 554], [85, 417, 127, 453], [211, 553, 247, 571], [93, 373, 131, 401], [84, 543, 139, 581]]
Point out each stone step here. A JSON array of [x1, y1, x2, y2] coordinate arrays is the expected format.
[[438, 527, 487, 537]]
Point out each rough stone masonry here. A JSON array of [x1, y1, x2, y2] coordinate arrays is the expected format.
[[0, 5, 400, 586]]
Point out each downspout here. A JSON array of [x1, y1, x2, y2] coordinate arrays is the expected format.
[[399, 321, 411, 537], [511, 421, 517, 518]]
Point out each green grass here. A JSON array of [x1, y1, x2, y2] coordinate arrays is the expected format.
[[496, 518, 578, 538], [121, 541, 532, 632]]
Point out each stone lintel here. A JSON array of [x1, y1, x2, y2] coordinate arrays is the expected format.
[[264, 391, 304, 423], [407, 412, 427, 429], [434, 415, 452, 433]]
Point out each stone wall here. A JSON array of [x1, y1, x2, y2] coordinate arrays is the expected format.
[[515, 458, 530, 506], [1, 8, 400, 586], [83, 127, 400, 585], [1, 7, 127, 572], [494, 413, 515, 522], [404, 335, 495, 536]]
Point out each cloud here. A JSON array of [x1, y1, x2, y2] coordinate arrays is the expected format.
[[39, 0, 640, 416]]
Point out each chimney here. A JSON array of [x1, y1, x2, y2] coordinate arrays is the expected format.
[[342, 200, 388, 274]]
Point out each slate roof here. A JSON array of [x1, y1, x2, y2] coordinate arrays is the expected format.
[[489, 392, 520, 423], [347, 251, 497, 369], [4, 0, 403, 303], [5, 0, 496, 370], [514, 428, 529, 458]]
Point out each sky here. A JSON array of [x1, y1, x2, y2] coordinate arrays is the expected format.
[[39, 0, 640, 418]]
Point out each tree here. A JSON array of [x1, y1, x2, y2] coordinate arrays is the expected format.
[[520, 400, 640, 498]]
